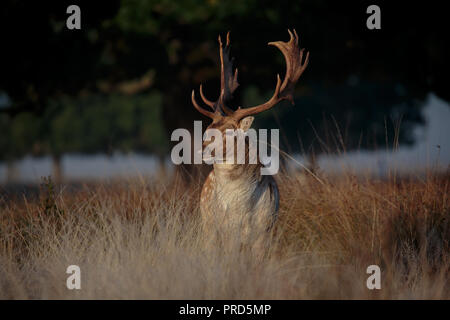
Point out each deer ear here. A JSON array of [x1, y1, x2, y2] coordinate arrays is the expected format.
[[238, 116, 254, 131]]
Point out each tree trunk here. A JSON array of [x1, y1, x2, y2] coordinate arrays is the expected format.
[[52, 154, 63, 184], [162, 85, 210, 184], [6, 159, 19, 184], [156, 153, 167, 179], [307, 152, 318, 174]]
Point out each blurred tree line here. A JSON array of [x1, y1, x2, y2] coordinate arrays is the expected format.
[[0, 93, 166, 182], [0, 0, 448, 182]]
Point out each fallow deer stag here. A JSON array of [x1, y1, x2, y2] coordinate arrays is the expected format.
[[192, 30, 309, 237]]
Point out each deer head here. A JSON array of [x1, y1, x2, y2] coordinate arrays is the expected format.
[[192, 30, 309, 163]]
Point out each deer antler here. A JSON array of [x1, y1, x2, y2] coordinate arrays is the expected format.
[[192, 90, 215, 118], [218, 32, 239, 115], [232, 29, 309, 120], [192, 32, 239, 118], [192, 30, 308, 120]]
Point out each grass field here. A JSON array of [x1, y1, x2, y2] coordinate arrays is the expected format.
[[0, 168, 448, 299]]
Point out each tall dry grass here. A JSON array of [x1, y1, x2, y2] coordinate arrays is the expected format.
[[0, 169, 448, 299]]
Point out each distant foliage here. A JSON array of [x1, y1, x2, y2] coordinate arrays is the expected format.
[[1, 1, 448, 163], [0, 91, 167, 162]]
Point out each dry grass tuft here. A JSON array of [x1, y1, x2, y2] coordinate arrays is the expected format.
[[0, 170, 448, 299]]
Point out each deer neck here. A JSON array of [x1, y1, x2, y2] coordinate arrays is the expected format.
[[211, 133, 265, 186], [212, 162, 263, 186], [210, 162, 272, 215]]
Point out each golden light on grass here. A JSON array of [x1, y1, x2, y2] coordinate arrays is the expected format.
[[0, 169, 448, 299]]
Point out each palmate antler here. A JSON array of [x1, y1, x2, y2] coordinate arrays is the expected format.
[[192, 29, 309, 120], [191, 32, 239, 118]]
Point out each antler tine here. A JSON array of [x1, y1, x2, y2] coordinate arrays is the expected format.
[[218, 32, 239, 114], [192, 90, 215, 119], [193, 33, 238, 118], [293, 29, 299, 42], [287, 29, 294, 42], [219, 90, 234, 116], [199, 84, 215, 110], [233, 29, 309, 120], [233, 74, 283, 119]]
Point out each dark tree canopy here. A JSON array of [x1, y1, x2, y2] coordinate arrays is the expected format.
[[0, 0, 448, 164]]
